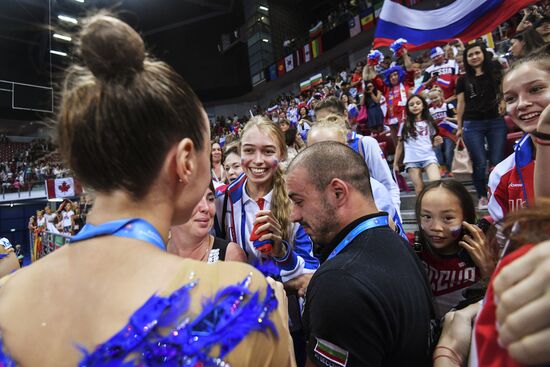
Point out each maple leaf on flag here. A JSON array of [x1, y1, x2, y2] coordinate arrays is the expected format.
[[58, 181, 71, 192]]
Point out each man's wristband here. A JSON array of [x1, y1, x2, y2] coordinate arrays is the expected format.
[[531, 129, 550, 141]]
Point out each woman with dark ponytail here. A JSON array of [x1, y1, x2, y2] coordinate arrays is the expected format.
[[0, 13, 295, 367]]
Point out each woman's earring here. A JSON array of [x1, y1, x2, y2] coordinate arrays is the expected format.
[[178, 177, 183, 183]]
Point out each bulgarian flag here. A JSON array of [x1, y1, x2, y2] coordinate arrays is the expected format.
[[45, 177, 82, 199], [310, 73, 323, 87], [313, 338, 349, 367], [300, 80, 311, 92]]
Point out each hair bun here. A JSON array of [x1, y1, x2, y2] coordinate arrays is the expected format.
[[80, 14, 145, 80]]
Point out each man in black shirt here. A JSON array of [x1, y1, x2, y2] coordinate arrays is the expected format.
[[286, 142, 436, 367]]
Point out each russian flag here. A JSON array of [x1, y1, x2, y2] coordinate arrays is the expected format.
[[436, 77, 451, 87], [374, 0, 539, 50], [438, 120, 458, 142], [347, 104, 359, 119]]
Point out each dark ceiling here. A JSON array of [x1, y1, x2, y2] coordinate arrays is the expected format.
[[0, 0, 249, 126], [90, 0, 250, 102], [0, 0, 345, 134]]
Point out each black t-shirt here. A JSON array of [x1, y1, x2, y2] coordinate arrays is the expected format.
[[456, 63, 503, 121], [304, 213, 436, 367]]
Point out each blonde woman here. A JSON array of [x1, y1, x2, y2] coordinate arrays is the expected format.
[[217, 116, 319, 283]]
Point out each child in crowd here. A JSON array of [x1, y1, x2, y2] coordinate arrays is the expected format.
[[414, 180, 496, 318], [394, 95, 442, 193], [429, 89, 458, 176]]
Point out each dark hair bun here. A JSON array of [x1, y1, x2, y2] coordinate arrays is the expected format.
[[80, 14, 145, 80]]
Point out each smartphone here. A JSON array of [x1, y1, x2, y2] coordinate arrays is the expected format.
[[476, 218, 491, 234], [457, 225, 476, 267]]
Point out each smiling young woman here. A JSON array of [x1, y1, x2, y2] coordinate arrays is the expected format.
[[217, 116, 319, 284], [488, 44, 550, 223]]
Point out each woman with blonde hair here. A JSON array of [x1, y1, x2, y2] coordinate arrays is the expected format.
[[217, 116, 319, 282]]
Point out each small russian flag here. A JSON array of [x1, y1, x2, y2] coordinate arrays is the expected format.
[[438, 120, 458, 142], [347, 104, 359, 119], [436, 77, 451, 87]]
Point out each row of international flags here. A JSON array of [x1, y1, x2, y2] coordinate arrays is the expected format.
[[264, 0, 390, 82]]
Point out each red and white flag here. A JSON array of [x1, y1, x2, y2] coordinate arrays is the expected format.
[[45, 177, 80, 199]]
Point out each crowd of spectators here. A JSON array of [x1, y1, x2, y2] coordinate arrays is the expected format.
[[2, 8, 550, 367], [0, 137, 68, 193]]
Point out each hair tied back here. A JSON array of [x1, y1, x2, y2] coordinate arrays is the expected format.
[[79, 13, 145, 81]]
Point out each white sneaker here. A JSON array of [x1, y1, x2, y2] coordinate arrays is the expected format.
[[478, 197, 488, 210]]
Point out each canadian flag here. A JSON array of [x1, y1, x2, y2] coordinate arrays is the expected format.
[[46, 177, 81, 199]]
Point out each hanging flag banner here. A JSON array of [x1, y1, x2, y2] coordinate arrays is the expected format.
[[300, 80, 311, 92], [303, 43, 312, 63], [360, 8, 375, 31], [295, 48, 303, 67], [277, 59, 286, 76], [373, 0, 538, 50], [268, 64, 278, 81], [349, 15, 361, 37], [311, 38, 322, 59], [310, 73, 323, 86], [309, 21, 323, 39], [299, 73, 323, 92], [285, 54, 294, 72]]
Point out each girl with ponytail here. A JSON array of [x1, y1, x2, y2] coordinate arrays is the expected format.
[[218, 116, 319, 282]]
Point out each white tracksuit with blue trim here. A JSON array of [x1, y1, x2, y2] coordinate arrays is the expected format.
[[216, 174, 319, 282]]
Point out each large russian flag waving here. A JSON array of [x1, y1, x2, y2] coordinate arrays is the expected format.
[[374, 0, 539, 50]]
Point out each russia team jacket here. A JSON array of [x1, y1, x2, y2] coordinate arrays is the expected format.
[[488, 134, 535, 223], [215, 174, 319, 282]]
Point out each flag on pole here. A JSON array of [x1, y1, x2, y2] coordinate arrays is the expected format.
[[374, 0, 539, 50]]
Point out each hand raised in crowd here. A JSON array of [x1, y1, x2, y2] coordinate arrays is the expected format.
[[459, 221, 496, 279], [434, 302, 481, 366], [493, 240, 550, 365], [254, 210, 286, 257]]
